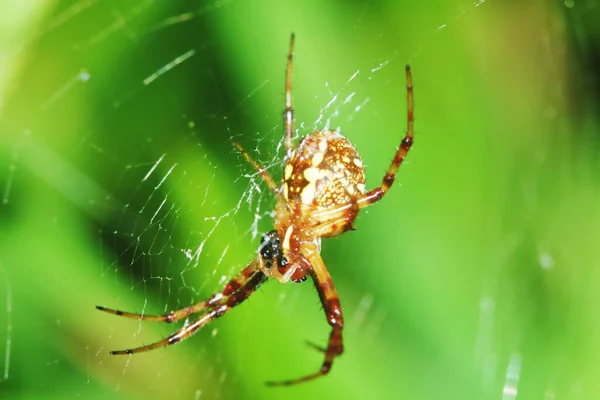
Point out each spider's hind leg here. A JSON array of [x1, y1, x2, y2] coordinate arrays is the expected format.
[[283, 33, 296, 152], [233, 141, 278, 192], [357, 64, 414, 209]]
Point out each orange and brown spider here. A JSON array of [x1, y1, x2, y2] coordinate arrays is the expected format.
[[97, 33, 414, 386]]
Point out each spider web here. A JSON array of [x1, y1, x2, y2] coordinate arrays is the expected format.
[[1, 1, 599, 399]]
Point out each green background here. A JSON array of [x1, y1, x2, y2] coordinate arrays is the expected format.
[[1, 1, 599, 399]]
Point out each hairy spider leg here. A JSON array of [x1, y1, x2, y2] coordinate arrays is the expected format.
[[97, 261, 266, 353], [357, 65, 414, 209], [267, 243, 343, 386], [96, 262, 260, 323], [284, 33, 295, 152], [233, 141, 278, 192], [231, 34, 296, 193], [107, 268, 267, 355]]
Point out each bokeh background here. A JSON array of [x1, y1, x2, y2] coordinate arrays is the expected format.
[[1, 1, 599, 399]]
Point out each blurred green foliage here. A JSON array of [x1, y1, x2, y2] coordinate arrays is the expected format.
[[1, 1, 599, 399]]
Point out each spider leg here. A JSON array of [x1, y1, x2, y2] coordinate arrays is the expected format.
[[304, 340, 327, 353], [233, 141, 277, 192], [283, 33, 295, 153], [357, 65, 414, 209], [267, 244, 343, 386], [96, 261, 261, 324], [109, 269, 268, 355]]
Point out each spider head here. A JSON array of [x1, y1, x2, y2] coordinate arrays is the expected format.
[[258, 230, 309, 283], [259, 230, 288, 269]]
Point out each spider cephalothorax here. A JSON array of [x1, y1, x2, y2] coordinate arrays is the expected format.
[[97, 33, 414, 386], [259, 229, 310, 283], [259, 230, 287, 269]]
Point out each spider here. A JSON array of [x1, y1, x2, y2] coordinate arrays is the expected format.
[[96, 33, 414, 386]]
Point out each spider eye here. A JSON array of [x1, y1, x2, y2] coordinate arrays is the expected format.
[[279, 256, 289, 267], [292, 275, 308, 283], [260, 230, 284, 268]]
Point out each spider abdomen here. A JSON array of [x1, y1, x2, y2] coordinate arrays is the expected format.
[[283, 130, 366, 209]]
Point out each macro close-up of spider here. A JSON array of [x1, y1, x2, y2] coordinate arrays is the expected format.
[[96, 33, 414, 386]]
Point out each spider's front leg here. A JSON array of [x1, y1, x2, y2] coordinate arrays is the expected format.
[[96, 259, 267, 355], [267, 244, 344, 386], [96, 262, 260, 323]]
